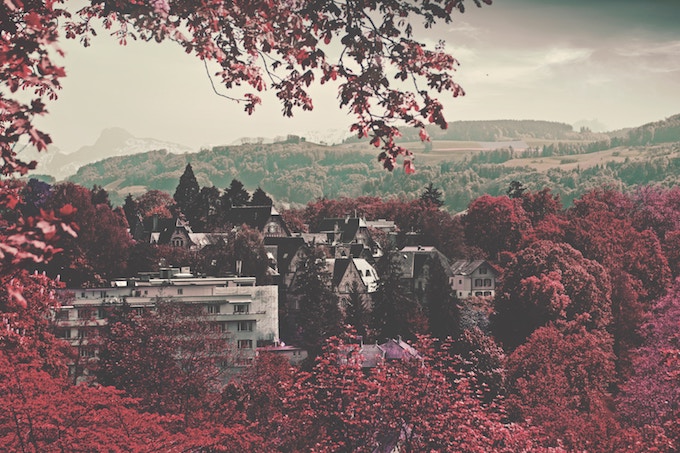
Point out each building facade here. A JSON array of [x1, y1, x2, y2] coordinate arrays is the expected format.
[[450, 260, 498, 298], [55, 269, 279, 370]]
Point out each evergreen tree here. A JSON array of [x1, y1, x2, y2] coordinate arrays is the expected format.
[[345, 281, 369, 340], [173, 163, 200, 225], [91, 185, 111, 207], [425, 258, 460, 340], [122, 193, 138, 230], [292, 249, 342, 358], [250, 186, 273, 206], [420, 182, 444, 207], [196, 186, 221, 231], [371, 254, 427, 342], [222, 179, 250, 208]]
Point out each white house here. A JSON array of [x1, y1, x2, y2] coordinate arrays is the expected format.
[[450, 260, 498, 299]]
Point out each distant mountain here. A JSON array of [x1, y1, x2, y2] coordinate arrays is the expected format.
[[65, 114, 680, 211], [344, 119, 590, 144], [25, 127, 194, 180]]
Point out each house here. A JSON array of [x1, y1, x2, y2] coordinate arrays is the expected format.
[[135, 215, 229, 250], [263, 236, 308, 286], [257, 341, 308, 366], [450, 260, 498, 298], [326, 257, 379, 311], [227, 205, 290, 237], [397, 245, 453, 299], [314, 216, 383, 260], [54, 269, 280, 374], [133, 204, 289, 250], [339, 337, 421, 369]]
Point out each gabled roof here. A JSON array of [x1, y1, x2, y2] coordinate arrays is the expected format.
[[188, 232, 229, 249], [359, 343, 385, 368], [397, 245, 452, 278], [450, 259, 495, 276], [327, 258, 352, 288], [315, 217, 362, 242], [156, 217, 190, 244], [264, 236, 306, 273], [228, 205, 272, 229], [300, 232, 328, 245], [326, 257, 379, 293], [354, 258, 378, 292], [380, 338, 421, 361]]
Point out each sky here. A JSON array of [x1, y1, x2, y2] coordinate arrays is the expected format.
[[37, 0, 680, 153]]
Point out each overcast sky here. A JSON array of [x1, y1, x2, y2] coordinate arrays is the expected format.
[[37, 0, 680, 153]]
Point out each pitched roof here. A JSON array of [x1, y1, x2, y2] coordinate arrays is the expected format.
[[450, 259, 493, 276], [315, 217, 361, 242], [353, 258, 378, 292], [227, 205, 272, 229], [359, 343, 385, 368], [264, 236, 306, 273], [397, 245, 452, 278], [380, 338, 421, 361], [327, 258, 352, 288]]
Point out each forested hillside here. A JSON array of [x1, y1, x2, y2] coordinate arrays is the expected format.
[[66, 116, 680, 210]]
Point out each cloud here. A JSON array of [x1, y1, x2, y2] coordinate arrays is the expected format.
[[615, 40, 680, 73]]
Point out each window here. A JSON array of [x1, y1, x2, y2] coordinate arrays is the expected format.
[[238, 339, 253, 349], [475, 291, 483, 296], [459, 279, 462, 285], [79, 347, 95, 358], [81, 292, 86, 298], [459, 292, 463, 297], [237, 321, 254, 332], [479, 267, 488, 275], [484, 291, 492, 297], [233, 304, 249, 314], [236, 357, 254, 366], [474, 279, 483, 287], [57, 328, 71, 339], [484, 279, 492, 287], [177, 288, 183, 295], [97, 307, 106, 319], [77, 309, 91, 319], [56, 310, 70, 321], [207, 304, 221, 314], [172, 238, 184, 247], [365, 269, 371, 277]]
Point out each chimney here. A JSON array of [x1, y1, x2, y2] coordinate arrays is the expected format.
[[235, 260, 243, 276]]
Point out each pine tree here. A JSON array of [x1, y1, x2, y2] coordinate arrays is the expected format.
[[345, 281, 369, 340], [174, 163, 201, 226], [371, 254, 427, 342], [122, 193, 138, 230], [292, 249, 342, 358], [425, 258, 460, 340], [420, 182, 444, 207], [250, 186, 273, 206], [222, 179, 250, 208]]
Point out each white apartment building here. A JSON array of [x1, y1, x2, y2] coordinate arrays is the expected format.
[[55, 268, 279, 368]]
